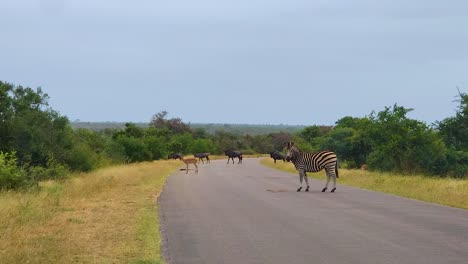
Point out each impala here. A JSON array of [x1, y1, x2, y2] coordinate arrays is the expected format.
[[179, 156, 198, 174]]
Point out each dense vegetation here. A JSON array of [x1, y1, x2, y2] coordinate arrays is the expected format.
[[296, 101, 467, 177], [71, 121, 306, 136], [1, 81, 466, 189]]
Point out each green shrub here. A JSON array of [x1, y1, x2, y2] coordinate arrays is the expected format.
[[446, 149, 468, 178], [66, 143, 98, 172], [0, 151, 27, 190], [27, 162, 69, 182]]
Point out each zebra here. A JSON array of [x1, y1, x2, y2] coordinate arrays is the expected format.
[[225, 150, 243, 164], [285, 141, 339, 192], [194, 153, 210, 164]]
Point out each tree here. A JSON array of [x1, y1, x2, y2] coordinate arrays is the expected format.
[[270, 132, 292, 151], [327, 116, 373, 168], [366, 104, 447, 174], [190, 138, 215, 154], [0, 82, 75, 168], [150, 111, 191, 134], [298, 126, 322, 144], [437, 91, 468, 176], [437, 91, 468, 150]]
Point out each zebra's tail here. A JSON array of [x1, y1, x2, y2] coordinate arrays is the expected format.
[[335, 160, 339, 178]]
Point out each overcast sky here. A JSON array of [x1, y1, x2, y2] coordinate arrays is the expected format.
[[1, 0, 467, 125]]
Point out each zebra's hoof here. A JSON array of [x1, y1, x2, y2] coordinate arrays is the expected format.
[[321, 188, 327, 192], [305, 186, 310, 192], [297, 187, 302, 192], [331, 188, 336, 192]]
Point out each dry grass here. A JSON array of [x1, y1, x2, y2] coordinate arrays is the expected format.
[[0, 160, 181, 264], [261, 158, 468, 210]]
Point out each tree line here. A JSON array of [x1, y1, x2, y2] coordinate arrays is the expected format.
[[1, 81, 466, 190]]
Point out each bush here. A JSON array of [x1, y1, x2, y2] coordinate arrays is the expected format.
[[66, 143, 98, 172], [0, 151, 27, 190], [115, 136, 152, 162], [145, 136, 169, 160], [446, 149, 468, 178], [27, 157, 70, 181]]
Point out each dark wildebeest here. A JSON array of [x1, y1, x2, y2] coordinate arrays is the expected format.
[[225, 150, 243, 164], [194, 153, 210, 164], [168, 153, 183, 160], [270, 150, 286, 163]]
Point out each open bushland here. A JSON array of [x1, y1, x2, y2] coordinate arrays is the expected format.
[[0, 160, 181, 264], [261, 158, 468, 210]]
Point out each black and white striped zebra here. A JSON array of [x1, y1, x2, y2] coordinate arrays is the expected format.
[[285, 142, 339, 192]]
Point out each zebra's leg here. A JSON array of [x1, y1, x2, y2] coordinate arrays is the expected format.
[[304, 171, 310, 192], [195, 163, 198, 174], [331, 170, 337, 192], [297, 171, 304, 192], [322, 171, 330, 192]]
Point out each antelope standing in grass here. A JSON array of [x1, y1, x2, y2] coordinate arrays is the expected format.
[[179, 156, 198, 174]]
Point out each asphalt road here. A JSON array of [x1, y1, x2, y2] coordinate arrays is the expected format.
[[158, 158, 468, 264]]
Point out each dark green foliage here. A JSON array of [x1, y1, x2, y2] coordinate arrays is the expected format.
[[445, 149, 468, 177], [320, 127, 367, 168], [27, 159, 70, 182], [365, 105, 448, 174], [247, 134, 275, 154], [270, 132, 292, 151], [115, 136, 152, 163], [212, 130, 241, 153], [437, 91, 468, 176], [297, 102, 463, 176], [190, 138, 215, 154], [0, 152, 26, 190], [66, 142, 99, 172], [145, 136, 169, 160]]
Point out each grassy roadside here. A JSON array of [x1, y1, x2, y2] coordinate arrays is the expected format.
[[0, 160, 182, 264], [261, 158, 468, 210]]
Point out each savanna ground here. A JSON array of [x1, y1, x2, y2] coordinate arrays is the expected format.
[[0, 160, 181, 264], [1, 157, 467, 264], [261, 158, 468, 210]]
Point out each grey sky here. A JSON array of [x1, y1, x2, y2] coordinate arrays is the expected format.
[[1, 0, 467, 125]]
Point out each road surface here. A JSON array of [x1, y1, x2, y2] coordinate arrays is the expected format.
[[158, 158, 468, 264]]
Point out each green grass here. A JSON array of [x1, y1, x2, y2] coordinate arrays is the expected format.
[[261, 158, 468, 210], [0, 160, 182, 263]]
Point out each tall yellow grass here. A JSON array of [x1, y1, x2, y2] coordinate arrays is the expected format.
[[0, 160, 181, 264], [261, 158, 468, 210]]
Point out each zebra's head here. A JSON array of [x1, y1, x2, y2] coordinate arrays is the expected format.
[[285, 141, 298, 162]]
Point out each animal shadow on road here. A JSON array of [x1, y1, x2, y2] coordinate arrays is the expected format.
[[266, 189, 288, 193]]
